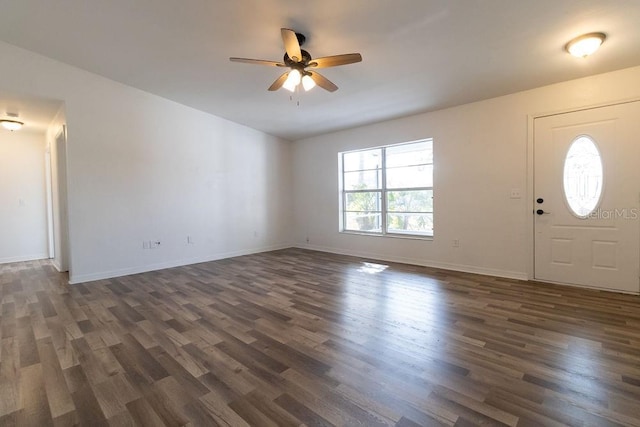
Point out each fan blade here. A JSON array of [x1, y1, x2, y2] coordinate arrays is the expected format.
[[281, 28, 302, 62], [230, 57, 286, 67], [308, 53, 362, 68], [268, 72, 290, 91], [309, 71, 338, 92]]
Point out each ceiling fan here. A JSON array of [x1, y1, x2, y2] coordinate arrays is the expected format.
[[230, 28, 362, 93]]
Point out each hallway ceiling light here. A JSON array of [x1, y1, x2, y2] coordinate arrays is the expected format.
[[0, 119, 24, 131], [565, 32, 606, 57]]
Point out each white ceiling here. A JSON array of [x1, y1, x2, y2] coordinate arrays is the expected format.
[[1, 0, 639, 140]]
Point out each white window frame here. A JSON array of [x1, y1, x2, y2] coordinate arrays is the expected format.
[[339, 139, 433, 238]]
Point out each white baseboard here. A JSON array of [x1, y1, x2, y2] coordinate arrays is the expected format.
[[51, 260, 64, 272], [68, 243, 292, 284], [0, 253, 49, 265], [68, 242, 528, 285], [296, 244, 528, 281]]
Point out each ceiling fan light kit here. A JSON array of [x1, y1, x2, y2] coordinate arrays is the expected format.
[[230, 28, 362, 93], [283, 69, 302, 92], [302, 74, 316, 91]]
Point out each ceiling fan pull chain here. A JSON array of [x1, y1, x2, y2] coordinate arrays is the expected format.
[[289, 95, 300, 107], [289, 86, 301, 107]]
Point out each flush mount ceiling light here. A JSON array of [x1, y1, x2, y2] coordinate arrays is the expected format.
[[0, 119, 24, 131], [565, 32, 606, 58]]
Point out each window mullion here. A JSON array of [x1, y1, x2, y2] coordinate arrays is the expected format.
[[342, 152, 347, 229], [384, 186, 433, 192], [381, 147, 387, 234]]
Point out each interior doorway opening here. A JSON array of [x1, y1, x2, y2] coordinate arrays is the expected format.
[[0, 94, 68, 274]]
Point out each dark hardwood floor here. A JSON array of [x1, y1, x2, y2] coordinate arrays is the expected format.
[[1, 248, 640, 426]]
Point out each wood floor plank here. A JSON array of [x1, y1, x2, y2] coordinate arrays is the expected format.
[[228, 394, 282, 427], [92, 377, 130, 420], [36, 336, 75, 420], [17, 363, 53, 426], [17, 316, 39, 368], [138, 377, 191, 426], [199, 390, 252, 427], [0, 336, 21, 417], [275, 391, 337, 427], [64, 366, 108, 426], [125, 397, 165, 427], [2, 250, 640, 425]]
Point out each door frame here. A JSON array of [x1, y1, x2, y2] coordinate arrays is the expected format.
[[45, 147, 55, 259], [526, 97, 640, 285], [51, 125, 70, 273]]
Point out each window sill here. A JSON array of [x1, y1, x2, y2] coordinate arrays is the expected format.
[[340, 230, 434, 241]]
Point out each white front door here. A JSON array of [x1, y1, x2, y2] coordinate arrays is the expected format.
[[534, 102, 640, 293]]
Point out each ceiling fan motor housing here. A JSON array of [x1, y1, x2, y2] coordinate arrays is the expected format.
[[284, 49, 312, 67]]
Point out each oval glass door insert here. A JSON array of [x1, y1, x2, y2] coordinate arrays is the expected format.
[[563, 135, 603, 218]]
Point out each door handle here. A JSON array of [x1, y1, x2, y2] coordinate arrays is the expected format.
[[536, 209, 551, 215]]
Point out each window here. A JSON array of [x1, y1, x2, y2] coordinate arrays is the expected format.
[[563, 135, 603, 218], [340, 139, 433, 237]]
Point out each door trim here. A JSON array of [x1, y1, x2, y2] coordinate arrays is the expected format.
[[527, 97, 640, 283]]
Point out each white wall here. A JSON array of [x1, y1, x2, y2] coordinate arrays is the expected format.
[[0, 130, 48, 263], [0, 41, 293, 283], [292, 66, 640, 279]]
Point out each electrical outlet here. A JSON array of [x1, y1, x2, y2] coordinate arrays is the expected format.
[[510, 188, 522, 199], [452, 239, 460, 248]]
